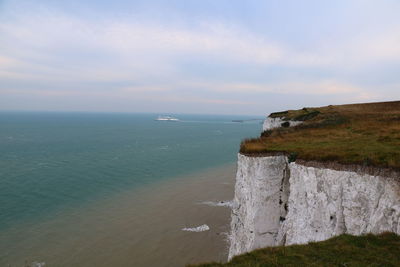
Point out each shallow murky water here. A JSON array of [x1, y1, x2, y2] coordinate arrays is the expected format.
[[2, 164, 236, 267]]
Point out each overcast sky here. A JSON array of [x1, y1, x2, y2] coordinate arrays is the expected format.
[[1, 0, 399, 115]]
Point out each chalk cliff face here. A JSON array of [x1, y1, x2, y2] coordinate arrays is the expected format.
[[228, 155, 400, 260], [229, 116, 400, 260], [262, 117, 302, 131], [282, 163, 400, 245], [229, 154, 289, 258]]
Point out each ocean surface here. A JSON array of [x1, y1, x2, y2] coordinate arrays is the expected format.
[[0, 112, 262, 266]]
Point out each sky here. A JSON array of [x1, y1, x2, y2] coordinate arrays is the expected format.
[[1, 0, 399, 115]]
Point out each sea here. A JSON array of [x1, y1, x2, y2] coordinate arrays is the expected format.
[[0, 112, 262, 267]]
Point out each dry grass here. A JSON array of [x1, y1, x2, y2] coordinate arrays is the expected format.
[[190, 232, 400, 267], [240, 101, 400, 169]]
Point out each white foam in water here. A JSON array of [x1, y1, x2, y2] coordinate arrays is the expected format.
[[182, 224, 210, 232], [199, 200, 233, 208], [32, 262, 46, 267]]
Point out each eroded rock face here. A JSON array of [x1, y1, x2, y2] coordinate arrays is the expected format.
[[282, 163, 400, 245], [262, 117, 302, 131], [228, 154, 289, 259], [229, 155, 400, 260]]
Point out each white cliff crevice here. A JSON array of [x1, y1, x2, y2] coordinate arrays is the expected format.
[[229, 154, 400, 259]]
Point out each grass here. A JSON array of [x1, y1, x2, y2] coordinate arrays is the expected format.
[[240, 101, 400, 169], [190, 232, 400, 267]]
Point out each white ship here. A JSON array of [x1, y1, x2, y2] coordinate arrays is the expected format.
[[155, 115, 180, 121]]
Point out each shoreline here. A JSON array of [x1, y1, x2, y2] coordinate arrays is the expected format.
[[1, 162, 237, 267]]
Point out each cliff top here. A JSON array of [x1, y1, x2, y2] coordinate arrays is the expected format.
[[240, 100, 400, 170], [191, 233, 400, 266]]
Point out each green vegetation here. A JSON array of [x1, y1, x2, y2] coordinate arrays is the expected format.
[[191, 233, 400, 267], [240, 101, 400, 169]]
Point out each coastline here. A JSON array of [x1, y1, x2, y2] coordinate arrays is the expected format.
[[1, 163, 237, 267]]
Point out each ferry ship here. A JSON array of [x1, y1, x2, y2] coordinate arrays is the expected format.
[[155, 116, 180, 121]]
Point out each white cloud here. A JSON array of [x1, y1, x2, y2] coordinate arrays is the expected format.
[[177, 80, 363, 95], [307, 29, 400, 68], [1, 6, 399, 113], [0, 12, 285, 69], [2, 9, 400, 78]]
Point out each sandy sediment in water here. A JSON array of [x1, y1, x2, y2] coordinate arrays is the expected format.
[[1, 164, 236, 267]]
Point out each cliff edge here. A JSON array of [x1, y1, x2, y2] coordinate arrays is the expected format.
[[229, 101, 400, 259]]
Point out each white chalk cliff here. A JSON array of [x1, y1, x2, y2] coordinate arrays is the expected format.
[[228, 118, 400, 260], [262, 117, 302, 131]]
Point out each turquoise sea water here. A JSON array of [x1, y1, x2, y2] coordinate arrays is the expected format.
[[0, 112, 261, 264]]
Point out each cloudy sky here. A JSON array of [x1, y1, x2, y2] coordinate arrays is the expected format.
[[1, 0, 399, 115]]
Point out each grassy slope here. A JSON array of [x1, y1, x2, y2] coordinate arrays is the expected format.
[[240, 101, 400, 169], [191, 233, 400, 267]]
